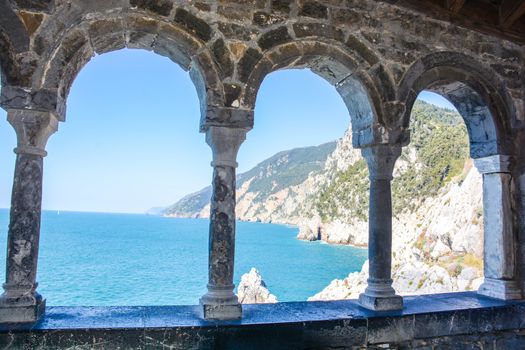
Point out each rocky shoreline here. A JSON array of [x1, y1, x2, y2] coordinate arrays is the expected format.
[[237, 162, 484, 302], [238, 259, 482, 304], [164, 102, 484, 300], [167, 162, 484, 301]]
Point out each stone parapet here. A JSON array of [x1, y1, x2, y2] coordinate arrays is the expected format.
[[0, 293, 523, 349]]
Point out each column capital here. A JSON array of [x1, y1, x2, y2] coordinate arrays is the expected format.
[[206, 126, 247, 168], [7, 109, 59, 157], [361, 145, 402, 181], [474, 154, 512, 174], [200, 107, 254, 132]]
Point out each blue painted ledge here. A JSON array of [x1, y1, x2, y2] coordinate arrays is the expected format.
[[0, 292, 524, 349]]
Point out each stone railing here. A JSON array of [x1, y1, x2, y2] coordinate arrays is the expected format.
[[1, 292, 525, 349]]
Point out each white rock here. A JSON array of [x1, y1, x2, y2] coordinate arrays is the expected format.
[[297, 220, 321, 241], [431, 240, 451, 259], [321, 220, 368, 246], [456, 267, 480, 290], [308, 270, 367, 301], [237, 268, 278, 304]]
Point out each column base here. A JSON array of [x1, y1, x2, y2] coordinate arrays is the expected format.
[[201, 302, 242, 320], [478, 278, 522, 300], [0, 285, 46, 323], [0, 298, 45, 324], [359, 280, 404, 311], [359, 293, 403, 311], [200, 286, 242, 320]]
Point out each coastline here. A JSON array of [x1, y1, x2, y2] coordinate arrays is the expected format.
[[163, 213, 369, 249]]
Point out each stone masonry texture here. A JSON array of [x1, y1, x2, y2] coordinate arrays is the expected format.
[[1, 0, 525, 347]]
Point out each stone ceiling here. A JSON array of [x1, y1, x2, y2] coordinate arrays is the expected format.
[[394, 0, 525, 44]]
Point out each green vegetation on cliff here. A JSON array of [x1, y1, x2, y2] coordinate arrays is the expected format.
[[164, 100, 470, 224], [315, 100, 469, 222], [239, 142, 337, 202], [164, 141, 336, 216], [392, 101, 468, 214], [316, 159, 369, 222]]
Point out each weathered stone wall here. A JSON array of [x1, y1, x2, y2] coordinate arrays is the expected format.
[[0, 1, 523, 144]]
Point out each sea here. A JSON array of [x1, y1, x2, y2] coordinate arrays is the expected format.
[[0, 209, 367, 306]]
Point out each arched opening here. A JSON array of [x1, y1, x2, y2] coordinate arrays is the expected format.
[[235, 69, 368, 302], [395, 54, 519, 300], [0, 11, 233, 310], [391, 91, 483, 295], [307, 90, 493, 302], [398, 53, 514, 158], [231, 40, 401, 305], [12, 48, 212, 306]]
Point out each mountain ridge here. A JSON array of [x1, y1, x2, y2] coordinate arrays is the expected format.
[[163, 141, 337, 218], [162, 100, 484, 299]]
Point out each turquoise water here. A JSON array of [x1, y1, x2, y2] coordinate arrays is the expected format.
[[0, 210, 367, 306]]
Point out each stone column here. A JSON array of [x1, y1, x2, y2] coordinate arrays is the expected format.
[[359, 145, 403, 311], [200, 126, 246, 320], [474, 155, 521, 299], [0, 109, 58, 323]]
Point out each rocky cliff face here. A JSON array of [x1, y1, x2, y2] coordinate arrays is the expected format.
[[237, 268, 278, 304], [310, 163, 484, 301], [164, 142, 336, 220], [164, 101, 484, 297]]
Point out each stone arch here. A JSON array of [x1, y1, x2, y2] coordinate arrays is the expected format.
[[0, 19, 30, 92], [398, 51, 523, 302], [32, 11, 225, 127], [398, 52, 515, 158], [0, 2, 29, 54], [241, 38, 398, 148], [0, 30, 13, 87], [0, 30, 32, 108], [0, 2, 32, 92]]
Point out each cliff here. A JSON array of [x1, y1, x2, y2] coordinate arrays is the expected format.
[[163, 101, 484, 297], [310, 163, 483, 301], [163, 142, 336, 219]]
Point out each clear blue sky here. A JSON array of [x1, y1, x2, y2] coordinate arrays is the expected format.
[[0, 49, 455, 213]]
